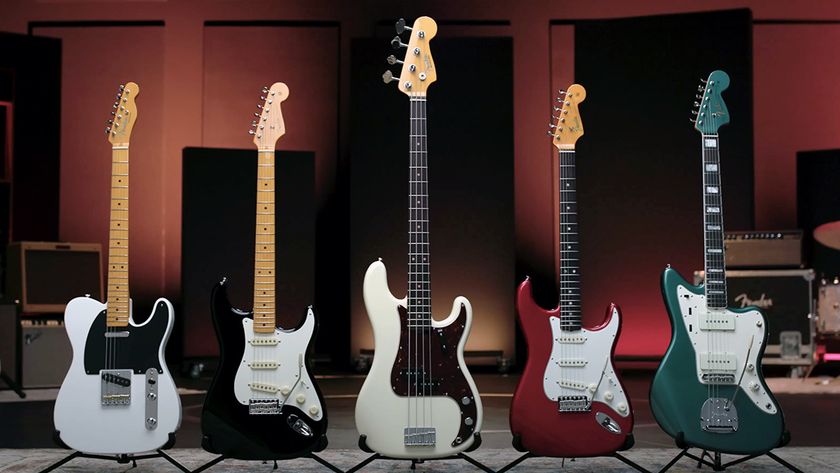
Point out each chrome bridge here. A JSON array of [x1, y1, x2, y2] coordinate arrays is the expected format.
[[404, 427, 436, 446], [700, 397, 739, 433], [101, 369, 132, 406], [557, 395, 591, 412], [701, 373, 736, 384], [249, 399, 281, 415]]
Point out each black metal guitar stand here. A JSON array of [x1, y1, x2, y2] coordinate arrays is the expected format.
[[190, 453, 343, 473], [658, 432, 802, 472], [348, 434, 494, 473], [497, 434, 649, 473], [0, 369, 25, 398], [38, 449, 190, 473]]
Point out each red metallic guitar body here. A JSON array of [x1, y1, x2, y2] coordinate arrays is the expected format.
[[509, 84, 633, 457], [510, 279, 633, 457]]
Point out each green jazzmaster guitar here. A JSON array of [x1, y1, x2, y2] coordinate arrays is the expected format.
[[649, 70, 785, 455]]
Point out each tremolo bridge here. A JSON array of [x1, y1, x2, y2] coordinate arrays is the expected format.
[[700, 397, 739, 433], [557, 395, 591, 412]]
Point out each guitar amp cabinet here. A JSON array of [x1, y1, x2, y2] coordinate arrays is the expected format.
[[694, 269, 814, 366], [723, 230, 803, 268], [20, 318, 71, 388]]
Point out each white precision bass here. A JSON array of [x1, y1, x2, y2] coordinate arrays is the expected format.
[[54, 83, 181, 454], [354, 16, 483, 459]]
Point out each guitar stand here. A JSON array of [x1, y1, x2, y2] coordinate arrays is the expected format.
[[37, 449, 190, 473], [495, 451, 649, 473], [190, 453, 343, 473], [348, 434, 493, 473], [0, 369, 25, 398], [658, 432, 802, 473]]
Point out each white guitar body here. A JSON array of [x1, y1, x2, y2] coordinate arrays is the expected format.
[[355, 260, 483, 459], [231, 308, 323, 421], [543, 309, 630, 416], [54, 296, 181, 454]]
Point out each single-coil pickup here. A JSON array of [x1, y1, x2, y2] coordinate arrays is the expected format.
[[248, 361, 279, 369], [249, 338, 279, 346], [699, 311, 735, 331], [553, 358, 587, 367], [555, 335, 587, 344], [556, 379, 587, 391], [249, 382, 281, 394], [101, 372, 131, 387], [699, 353, 737, 372]]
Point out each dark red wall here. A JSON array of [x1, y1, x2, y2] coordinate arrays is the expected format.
[[4, 0, 840, 358]]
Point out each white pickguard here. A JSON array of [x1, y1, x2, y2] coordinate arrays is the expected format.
[[54, 296, 181, 454], [544, 308, 629, 416], [676, 284, 777, 414], [232, 308, 323, 421], [355, 260, 483, 459]]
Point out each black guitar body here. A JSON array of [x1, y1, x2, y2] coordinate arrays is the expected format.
[[200, 279, 328, 460]]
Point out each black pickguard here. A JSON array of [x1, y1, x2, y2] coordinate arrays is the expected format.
[[200, 279, 328, 460], [83, 301, 170, 375]]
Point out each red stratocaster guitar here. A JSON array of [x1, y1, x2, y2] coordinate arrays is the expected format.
[[509, 85, 634, 457]]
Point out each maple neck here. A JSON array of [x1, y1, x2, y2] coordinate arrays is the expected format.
[[558, 149, 581, 331], [407, 96, 431, 327], [106, 145, 130, 327], [253, 149, 277, 333], [701, 134, 727, 309]]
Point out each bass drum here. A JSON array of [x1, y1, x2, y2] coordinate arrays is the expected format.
[[817, 278, 840, 336]]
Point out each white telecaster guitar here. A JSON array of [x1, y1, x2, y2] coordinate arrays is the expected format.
[[54, 83, 181, 454]]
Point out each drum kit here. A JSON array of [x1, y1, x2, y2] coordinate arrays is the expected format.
[[814, 221, 840, 338]]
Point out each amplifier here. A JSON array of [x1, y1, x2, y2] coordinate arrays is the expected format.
[[4, 241, 103, 314], [724, 230, 803, 268], [20, 318, 71, 388], [694, 269, 814, 365]]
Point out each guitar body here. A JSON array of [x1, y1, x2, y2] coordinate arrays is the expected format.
[[201, 279, 327, 460], [54, 296, 181, 454], [510, 278, 632, 456], [355, 260, 483, 459], [650, 268, 784, 454]]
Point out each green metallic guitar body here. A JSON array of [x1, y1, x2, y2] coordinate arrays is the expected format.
[[650, 268, 785, 454]]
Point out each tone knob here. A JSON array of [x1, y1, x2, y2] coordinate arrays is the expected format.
[[746, 363, 755, 372], [617, 402, 627, 413], [309, 405, 320, 416], [296, 393, 306, 404], [604, 391, 614, 402], [749, 382, 759, 391], [588, 383, 597, 393], [280, 385, 291, 396], [147, 417, 157, 426], [147, 392, 157, 400]]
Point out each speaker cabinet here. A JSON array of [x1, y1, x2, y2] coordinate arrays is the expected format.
[[20, 319, 71, 388], [3, 242, 103, 314]]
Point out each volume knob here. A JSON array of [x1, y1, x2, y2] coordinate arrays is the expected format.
[[296, 393, 306, 404]]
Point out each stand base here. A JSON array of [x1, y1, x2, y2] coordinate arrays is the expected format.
[[658, 448, 803, 472], [191, 453, 343, 473], [0, 370, 25, 398], [350, 434, 491, 473], [38, 449, 189, 473], [496, 451, 650, 473]]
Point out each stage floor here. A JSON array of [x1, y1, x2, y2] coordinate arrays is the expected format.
[[1, 371, 838, 471]]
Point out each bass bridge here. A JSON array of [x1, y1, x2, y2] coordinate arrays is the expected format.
[[557, 395, 591, 412], [404, 427, 436, 446]]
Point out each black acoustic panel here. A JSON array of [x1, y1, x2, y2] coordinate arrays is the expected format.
[[570, 9, 753, 355], [349, 37, 515, 360], [24, 249, 101, 304], [181, 148, 315, 358], [0, 32, 60, 242], [796, 149, 840, 276]]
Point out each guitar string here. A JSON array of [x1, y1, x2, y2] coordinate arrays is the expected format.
[[420, 96, 431, 432]]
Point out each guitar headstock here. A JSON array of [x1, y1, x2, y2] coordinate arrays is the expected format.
[[382, 17, 438, 96], [549, 84, 586, 150], [106, 82, 139, 146], [249, 82, 289, 150], [692, 70, 730, 134]]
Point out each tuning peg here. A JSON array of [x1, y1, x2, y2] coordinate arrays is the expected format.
[[248, 130, 256, 135], [691, 110, 698, 115], [690, 117, 697, 124], [396, 18, 412, 34], [105, 126, 111, 134], [106, 119, 113, 124], [553, 106, 561, 112], [693, 101, 701, 107], [391, 36, 408, 49], [387, 55, 403, 66], [547, 130, 554, 136], [261, 86, 269, 93], [254, 112, 260, 117], [548, 123, 557, 129], [700, 78, 708, 84], [382, 70, 399, 84]]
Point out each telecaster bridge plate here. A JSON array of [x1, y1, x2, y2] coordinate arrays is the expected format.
[[101, 369, 132, 406], [404, 427, 436, 446], [249, 398, 281, 415], [557, 395, 591, 412], [700, 397, 738, 433]]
